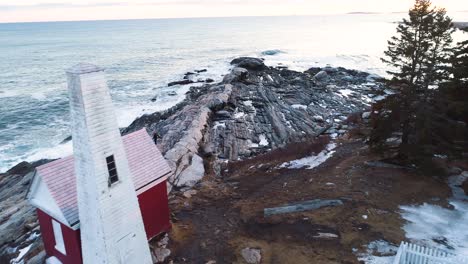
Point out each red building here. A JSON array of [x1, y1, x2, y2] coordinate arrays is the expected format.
[[27, 129, 172, 264]]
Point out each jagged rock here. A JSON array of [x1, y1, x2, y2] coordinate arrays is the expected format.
[[230, 57, 265, 71], [195, 69, 207, 73], [314, 71, 329, 82], [313, 115, 324, 122], [223, 67, 248, 83], [168, 79, 194, 87], [362, 112, 371, 119], [6, 161, 34, 175], [26, 250, 46, 264], [323, 66, 338, 73], [241, 248, 262, 264], [183, 72, 195, 80], [183, 190, 197, 198], [157, 234, 169, 248], [124, 58, 384, 191], [342, 75, 355, 82], [366, 73, 382, 82], [153, 248, 171, 263], [216, 110, 231, 119]]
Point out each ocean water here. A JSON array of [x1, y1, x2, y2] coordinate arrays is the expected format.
[[0, 14, 467, 172]]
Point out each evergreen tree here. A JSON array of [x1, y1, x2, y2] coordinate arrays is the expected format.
[[371, 0, 457, 163], [382, 0, 454, 91], [450, 32, 468, 88]]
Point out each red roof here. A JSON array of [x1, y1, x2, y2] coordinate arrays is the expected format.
[[35, 129, 172, 226]]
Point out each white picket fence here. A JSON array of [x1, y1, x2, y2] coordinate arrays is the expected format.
[[393, 242, 468, 264]]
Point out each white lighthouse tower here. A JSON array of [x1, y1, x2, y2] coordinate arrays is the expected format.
[[67, 63, 153, 264]]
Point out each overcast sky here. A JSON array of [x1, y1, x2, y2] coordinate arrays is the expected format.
[[0, 0, 467, 23]]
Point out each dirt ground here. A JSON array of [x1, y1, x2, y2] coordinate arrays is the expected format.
[[157, 133, 454, 264]]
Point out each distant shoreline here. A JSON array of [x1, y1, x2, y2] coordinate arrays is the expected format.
[[454, 22, 468, 30]]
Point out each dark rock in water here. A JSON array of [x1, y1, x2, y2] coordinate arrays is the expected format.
[[6, 161, 34, 175], [205, 78, 214, 83], [261, 49, 283, 56], [60, 135, 72, 144], [230, 57, 266, 71], [151, 96, 158, 102], [195, 69, 207, 73], [168, 80, 194, 87], [167, 91, 177, 96], [306, 67, 322, 76], [183, 72, 195, 79], [323, 66, 338, 73]]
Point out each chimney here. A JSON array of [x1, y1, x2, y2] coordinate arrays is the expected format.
[[67, 63, 152, 264]]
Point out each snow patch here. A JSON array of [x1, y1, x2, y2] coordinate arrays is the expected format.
[[234, 112, 245, 119], [259, 134, 269, 147], [357, 240, 398, 264], [11, 244, 32, 264], [399, 172, 468, 255], [213, 122, 226, 129], [280, 143, 336, 170], [291, 104, 307, 110], [338, 89, 354, 97]]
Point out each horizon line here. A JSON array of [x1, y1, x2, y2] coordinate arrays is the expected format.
[[1, 10, 467, 24], [0, 12, 400, 24]]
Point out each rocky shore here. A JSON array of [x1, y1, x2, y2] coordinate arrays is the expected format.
[[0, 57, 389, 262], [124, 57, 387, 188]]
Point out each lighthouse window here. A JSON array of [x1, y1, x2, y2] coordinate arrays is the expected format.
[[106, 155, 119, 185]]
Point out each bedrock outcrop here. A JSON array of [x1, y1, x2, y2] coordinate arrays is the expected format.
[[124, 57, 388, 188]]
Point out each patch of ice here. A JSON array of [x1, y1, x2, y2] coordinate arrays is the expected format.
[[399, 173, 468, 255], [26, 232, 40, 241], [357, 240, 398, 264], [176, 154, 205, 187], [234, 112, 245, 119], [384, 89, 396, 95], [213, 122, 226, 129], [313, 232, 339, 238], [373, 95, 387, 101], [11, 244, 32, 263], [280, 143, 336, 170], [280, 113, 293, 128], [244, 100, 253, 107], [291, 104, 307, 110], [249, 140, 259, 148], [338, 89, 354, 97], [259, 135, 269, 146], [266, 74, 274, 82]]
